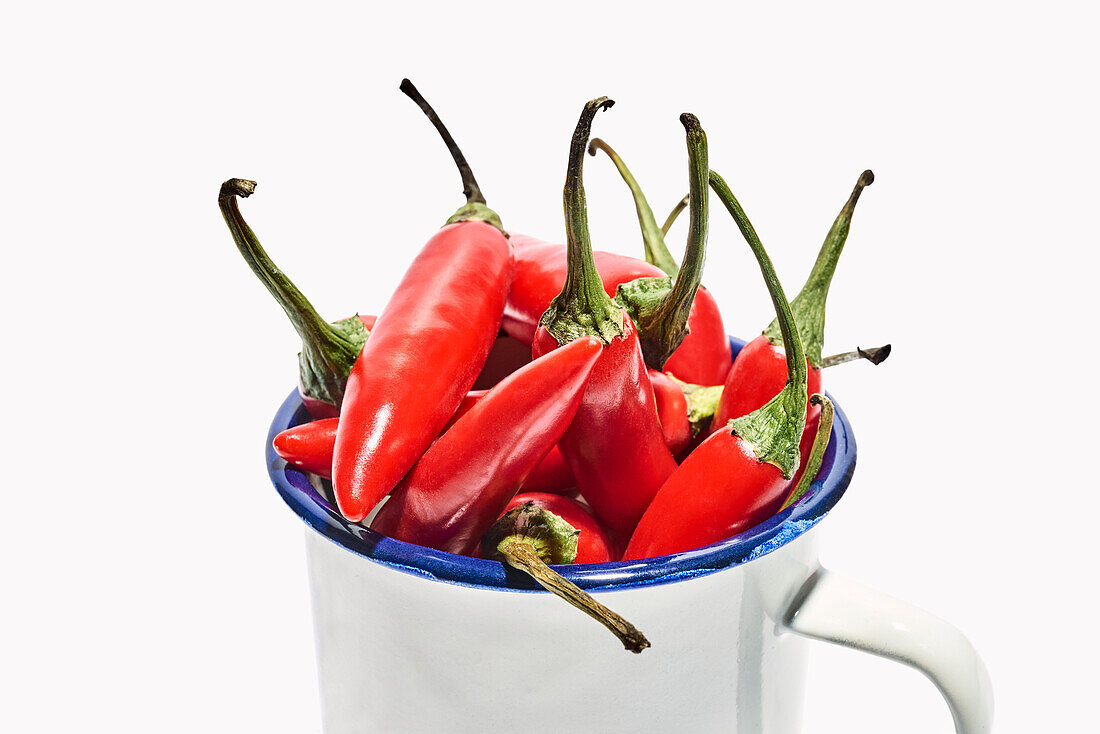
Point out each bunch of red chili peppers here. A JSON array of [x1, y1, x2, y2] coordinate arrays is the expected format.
[[221, 80, 887, 653]]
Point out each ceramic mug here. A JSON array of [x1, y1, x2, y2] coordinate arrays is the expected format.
[[266, 340, 992, 734]]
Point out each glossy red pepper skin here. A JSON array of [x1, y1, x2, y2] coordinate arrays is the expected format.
[[505, 236, 731, 385], [273, 418, 339, 479], [647, 369, 691, 458], [502, 493, 613, 563], [533, 318, 677, 550], [622, 426, 791, 560], [710, 334, 823, 485], [332, 221, 513, 522], [370, 337, 602, 556]]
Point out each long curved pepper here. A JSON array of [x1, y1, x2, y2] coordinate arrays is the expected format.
[[532, 98, 678, 551], [711, 170, 874, 487], [331, 79, 514, 522], [623, 170, 808, 560], [218, 179, 370, 419], [588, 136, 732, 384], [370, 337, 602, 557]]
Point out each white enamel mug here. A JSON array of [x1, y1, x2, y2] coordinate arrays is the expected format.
[[268, 362, 992, 734]]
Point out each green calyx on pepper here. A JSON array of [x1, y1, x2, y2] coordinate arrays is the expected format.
[[539, 97, 626, 346]]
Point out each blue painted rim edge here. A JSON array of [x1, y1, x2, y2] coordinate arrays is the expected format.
[[266, 337, 857, 592]]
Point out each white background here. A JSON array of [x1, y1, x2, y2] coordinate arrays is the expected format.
[[3, 1, 1097, 732]]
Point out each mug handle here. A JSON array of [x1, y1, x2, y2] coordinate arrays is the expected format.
[[781, 568, 994, 733]]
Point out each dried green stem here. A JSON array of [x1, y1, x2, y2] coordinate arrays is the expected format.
[[540, 97, 623, 345], [497, 539, 651, 654], [399, 78, 503, 230], [218, 179, 367, 409], [399, 78, 485, 205]]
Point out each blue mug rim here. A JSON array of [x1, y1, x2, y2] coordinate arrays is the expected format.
[[266, 336, 856, 592]]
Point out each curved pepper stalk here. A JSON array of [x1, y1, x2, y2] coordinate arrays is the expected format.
[[587, 138, 679, 276], [710, 171, 808, 479], [218, 178, 369, 415], [539, 97, 624, 345], [399, 79, 505, 233], [482, 503, 650, 654], [762, 170, 875, 368], [601, 115, 711, 371]]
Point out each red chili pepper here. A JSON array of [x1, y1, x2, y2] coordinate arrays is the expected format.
[[711, 171, 874, 487], [219, 180, 371, 421], [532, 99, 693, 549], [370, 336, 602, 556], [587, 138, 732, 385], [623, 170, 808, 560], [332, 80, 514, 522], [273, 418, 340, 479], [502, 493, 612, 564]]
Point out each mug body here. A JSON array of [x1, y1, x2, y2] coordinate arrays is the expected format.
[[306, 526, 821, 734], [269, 337, 857, 734]]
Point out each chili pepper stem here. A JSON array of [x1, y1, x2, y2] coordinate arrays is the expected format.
[[661, 195, 689, 237], [821, 343, 892, 368], [762, 170, 874, 368], [710, 171, 807, 479], [540, 98, 625, 345], [218, 178, 368, 409], [614, 115, 710, 370], [399, 78, 505, 232], [483, 502, 649, 653], [587, 138, 679, 277], [781, 394, 835, 508], [497, 540, 651, 654]]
